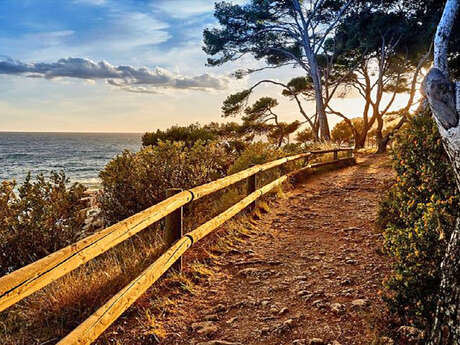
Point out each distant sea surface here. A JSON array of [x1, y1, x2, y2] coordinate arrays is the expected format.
[[0, 132, 141, 188]]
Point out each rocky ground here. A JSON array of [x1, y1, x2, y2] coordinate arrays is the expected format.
[[147, 154, 395, 345], [97, 154, 398, 345]]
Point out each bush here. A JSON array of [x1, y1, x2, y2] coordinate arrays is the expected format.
[[228, 142, 285, 174], [142, 123, 217, 147], [378, 109, 459, 329], [0, 173, 87, 275], [99, 140, 230, 225]]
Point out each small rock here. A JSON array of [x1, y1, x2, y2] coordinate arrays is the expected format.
[[192, 321, 214, 332], [203, 314, 219, 321], [279, 307, 289, 315], [297, 290, 310, 297], [197, 325, 218, 336], [283, 319, 294, 327], [330, 303, 345, 315], [329, 341, 342, 345], [261, 300, 270, 307], [226, 316, 238, 324], [196, 341, 242, 345], [260, 327, 271, 336], [309, 338, 324, 345], [351, 299, 368, 309], [293, 339, 307, 345], [212, 304, 227, 313]]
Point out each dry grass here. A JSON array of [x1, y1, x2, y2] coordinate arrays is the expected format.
[[0, 148, 335, 345], [0, 229, 166, 344]]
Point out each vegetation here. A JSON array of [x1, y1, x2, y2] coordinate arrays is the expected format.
[[99, 140, 230, 225], [142, 123, 217, 147], [0, 172, 87, 276], [378, 109, 459, 331], [203, 0, 357, 140]]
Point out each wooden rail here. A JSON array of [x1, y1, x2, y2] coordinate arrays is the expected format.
[[0, 153, 309, 313], [0, 148, 355, 345]]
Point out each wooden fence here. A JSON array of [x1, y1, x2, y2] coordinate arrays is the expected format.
[[0, 148, 354, 345]]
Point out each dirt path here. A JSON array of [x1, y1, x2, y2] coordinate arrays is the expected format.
[[114, 155, 394, 345]]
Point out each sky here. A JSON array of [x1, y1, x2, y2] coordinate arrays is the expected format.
[[0, 0, 411, 133]]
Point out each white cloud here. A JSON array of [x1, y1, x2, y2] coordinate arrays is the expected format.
[[0, 56, 233, 92], [152, 0, 248, 18]]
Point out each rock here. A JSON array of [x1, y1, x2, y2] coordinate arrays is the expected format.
[[397, 326, 424, 344], [196, 341, 242, 345], [297, 290, 310, 296], [212, 304, 227, 313], [260, 327, 271, 336], [192, 321, 214, 331], [197, 325, 218, 336], [351, 299, 368, 309], [330, 303, 345, 315], [309, 338, 324, 345], [273, 318, 295, 334], [279, 307, 289, 315], [203, 314, 219, 321], [329, 341, 342, 345], [293, 339, 307, 345], [283, 319, 294, 327], [343, 227, 360, 232], [226, 316, 238, 324], [261, 300, 271, 307]]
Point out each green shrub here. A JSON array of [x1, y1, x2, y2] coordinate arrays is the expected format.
[[378, 109, 459, 329], [99, 140, 230, 225], [0, 173, 87, 275], [142, 123, 217, 147], [228, 142, 285, 174]]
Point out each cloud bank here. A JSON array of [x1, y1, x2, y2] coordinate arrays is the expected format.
[[0, 57, 231, 93]]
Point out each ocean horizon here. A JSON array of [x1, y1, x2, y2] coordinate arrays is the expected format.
[[0, 131, 142, 188]]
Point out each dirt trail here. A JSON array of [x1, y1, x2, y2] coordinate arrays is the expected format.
[[123, 155, 394, 345]]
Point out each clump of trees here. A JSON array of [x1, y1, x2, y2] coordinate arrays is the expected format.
[[206, 0, 460, 153], [142, 124, 217, 147], [204, 0, 356, 140]]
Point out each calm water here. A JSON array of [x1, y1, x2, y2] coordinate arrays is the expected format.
[[0, 132, 141, 188]]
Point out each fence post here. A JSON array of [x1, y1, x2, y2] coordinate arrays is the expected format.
[[165, 188, 184, 271], [248, 166, 257, 211], [333, 150, 338, 161]]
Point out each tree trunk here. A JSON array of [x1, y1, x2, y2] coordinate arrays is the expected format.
[[354, 132, 366, 149], [423, 1, 460, 343], [376, 135, 390, 154], [308, 54, 331, 141]]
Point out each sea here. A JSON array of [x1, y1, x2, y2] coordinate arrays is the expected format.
[[0, 132, 141, 189]]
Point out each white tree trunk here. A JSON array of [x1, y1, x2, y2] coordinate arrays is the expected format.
[[423, 1, 460, 343]]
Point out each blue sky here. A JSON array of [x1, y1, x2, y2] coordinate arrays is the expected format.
[[0, 0, 399, 132]]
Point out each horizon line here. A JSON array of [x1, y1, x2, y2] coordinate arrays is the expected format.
[[0, 130, 144, 134]]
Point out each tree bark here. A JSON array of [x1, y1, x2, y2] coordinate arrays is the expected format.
[[423, 1, 460, 343], [303, 39, 331, 141], [291, 0, 331, 141]]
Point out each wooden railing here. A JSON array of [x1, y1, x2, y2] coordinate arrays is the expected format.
[[0, 148, 354, 345]]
